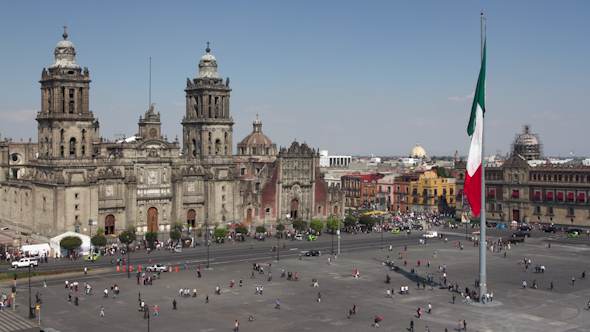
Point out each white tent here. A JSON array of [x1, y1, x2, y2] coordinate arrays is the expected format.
[[50, 232, 92, 257], [21, 243, 52, 257]]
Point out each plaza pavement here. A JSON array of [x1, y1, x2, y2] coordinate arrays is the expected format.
[[2, 227, 590, 331]]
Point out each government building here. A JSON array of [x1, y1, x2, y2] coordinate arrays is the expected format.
[[456, 125, 590, 227], [0, 31, 345, 243]]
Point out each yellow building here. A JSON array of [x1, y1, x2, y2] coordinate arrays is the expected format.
[[410, 171, 455, 213]]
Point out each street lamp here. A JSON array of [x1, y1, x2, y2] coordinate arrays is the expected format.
[[380, 216, 383, 250], [28, 263, 33, 319], [127, 241, 131, 278], [143, 302, 150, 332], [206, 239, 210, 269], [277, 228, 280, 262]]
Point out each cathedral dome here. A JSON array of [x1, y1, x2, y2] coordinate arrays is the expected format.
[[237, 116, 277, 157], [410, 143, 427, 158], [49, 29, 80, 70], [512, 125, 541, 160], [195, 43, 221, 80]]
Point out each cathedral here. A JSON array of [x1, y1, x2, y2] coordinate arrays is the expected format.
[[0, 31, 345, 241]]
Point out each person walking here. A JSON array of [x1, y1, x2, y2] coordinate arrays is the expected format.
[[275, 299, 280, 309], [84, 267, 87, 275], [153, 304, 158, 315], [206, 295, 209, 304], [317, 292, 321, 302], [234, 320, 240, 332], [428, 302, 432, 314], [386, 289, 390, 298], [417, 307, 421, 319], [100, 306, 105, 317], [572, 276, 576, 285], [551, 281, 553, 290], [464, 319, 467, 331], [458, 320, 463, 331], [409, 318, 414, 331], [173, 299, 177, 309], [452, 293, 456, 304], [522, 280, 527, 290]]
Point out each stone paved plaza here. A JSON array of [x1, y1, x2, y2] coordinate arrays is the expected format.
[[2, 228, 590, 331]]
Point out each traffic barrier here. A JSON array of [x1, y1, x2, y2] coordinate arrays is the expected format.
[[175, 267, 178, 273], [122, 265, 126, 271], [138, 266, 142, 272], [116, 266, 120, 272], [129, 266, 132, 272]]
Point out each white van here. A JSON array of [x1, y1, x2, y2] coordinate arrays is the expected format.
[[422, 231, 438, 238], [12, 258, 38, 268]]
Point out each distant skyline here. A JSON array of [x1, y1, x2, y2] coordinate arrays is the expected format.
[[1, 1, 589, 158]]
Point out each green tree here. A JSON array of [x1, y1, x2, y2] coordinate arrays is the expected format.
[[276, 223, 285, 232], [359, 215, 376, 227], [309, 219, 324, 233], [292, 218, 307, 232], [128, 225, 136, 233], [326, 218, 340, 233], [214, 228, 227, 238], [225, 223, 231, 230], [256, 226, 267, 234], [344, 215, 357, 228], [235, 225, 248, 234], [173, 222, 183, 231], [118, 229, 137, 248], [91, 234, 107, 249], [96, 228, 105, 236], [170, 229, 182, 241], [60, 236, 82, 255], [145, 231, 158, 247]]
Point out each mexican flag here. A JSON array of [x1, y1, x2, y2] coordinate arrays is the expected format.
[[464, 40, 486, 217]]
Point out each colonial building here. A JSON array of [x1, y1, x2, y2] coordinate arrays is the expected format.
[[409, 171, 455, 214], [0, 31, 343, 244], [456, 125, 590, 226]]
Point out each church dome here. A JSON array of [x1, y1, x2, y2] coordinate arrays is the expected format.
[[513, 125, 541, 160], [195, 43, 221, 80], [49, 29, 80, 70], [237, 116, 277, 157], [410, 143, 427, 158]]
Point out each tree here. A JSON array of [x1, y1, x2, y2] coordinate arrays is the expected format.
[[359, 215, 376, 227], [214, 228, 227, 238], [96, 228, 105, 236], [276, 223, 285, 232], [118, 230, 137, 248], [60, 236, 82, 255], [170, 229, 182, 241], [310, 219, 324, 233], [256, 226, 267, 234], [173, 222, 183, 231], [235, 225, 248, 234], [344, 215, 357, 228], [326, 218, 340, 233], [292, 218, 307, 232], [145, 231, 158, 248], [91, 234, 107, 249]]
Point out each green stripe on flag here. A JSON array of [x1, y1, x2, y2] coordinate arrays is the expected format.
[[467, 40, 486, 136]]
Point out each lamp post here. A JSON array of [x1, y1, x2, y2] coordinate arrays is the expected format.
[[380, 216, 383, 250], [143, 302, 150, 332], [277, 229, 280, 262], [28, 263, 33, 318], [127, 241, 131, 278], [331, 222, 334, 254]]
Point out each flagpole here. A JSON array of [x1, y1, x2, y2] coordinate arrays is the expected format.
[[478, 11, 487, 300]]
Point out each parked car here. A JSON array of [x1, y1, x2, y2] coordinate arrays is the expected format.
[[544, 226, 558, 233], [85, 253, 99, 261], [308, 235, 317, 241], [519, 225, 533, 231], [12, 258, 38, 268], [146, 264, 169, 272], [423, 231, 438, 238], [512, 231, 531, 238], [295, 234, 303, 241], [304, 250, 319, 257], [391, 228, 401, 234], [567, 231, 580, 238]]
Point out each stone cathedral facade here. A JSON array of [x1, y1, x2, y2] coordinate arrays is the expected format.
[[0, 31, 344, 240]]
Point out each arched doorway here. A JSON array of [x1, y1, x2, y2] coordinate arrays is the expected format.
[[148, 207, 158, 231], [247, 209, 252, 224], [333, 206, 338, 217], [105, 215, 115, 235], [291, 199, 299, 219], [187, 209, 196, 228]]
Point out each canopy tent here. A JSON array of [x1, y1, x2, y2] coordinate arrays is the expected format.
[[363, 210, 387, 215], [50, 232, 92, 257], [21, 243, 52, 257]]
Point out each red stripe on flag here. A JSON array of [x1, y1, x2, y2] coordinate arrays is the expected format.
[[464, 165, 482, 217]]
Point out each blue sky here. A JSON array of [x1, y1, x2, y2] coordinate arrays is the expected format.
[[1, 1, 588, 158]]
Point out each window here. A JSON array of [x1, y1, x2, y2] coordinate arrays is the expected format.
[[75, 215, 79, 221], [69, 137, 76, 156], [75, 226, 79, 233], [75, 193, 79, 199], [222, 186, 225, 191], [434, 189, 438, 196], [252, 148, 257, 155], [568, 208, 575, 216], [43, 197, 46, 211], [222, 195, 226, 201], [318, 206, 322, 214], [75, 205, 79, 211], [240, 168, 245, 175], [489, 203, 495, 211], [266, 208, 270, 215], [497, 204, 502, 211], [255, 183, 260, 190], [547, 207, 554, 215], [535, 206, 541, 214]]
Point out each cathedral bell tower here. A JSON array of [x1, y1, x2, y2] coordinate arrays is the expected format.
[[182, 43, 233, 159], [37, 27, 99, 159]]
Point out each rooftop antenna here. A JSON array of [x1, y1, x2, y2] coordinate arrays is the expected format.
[[149, 57, 152, 110]]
